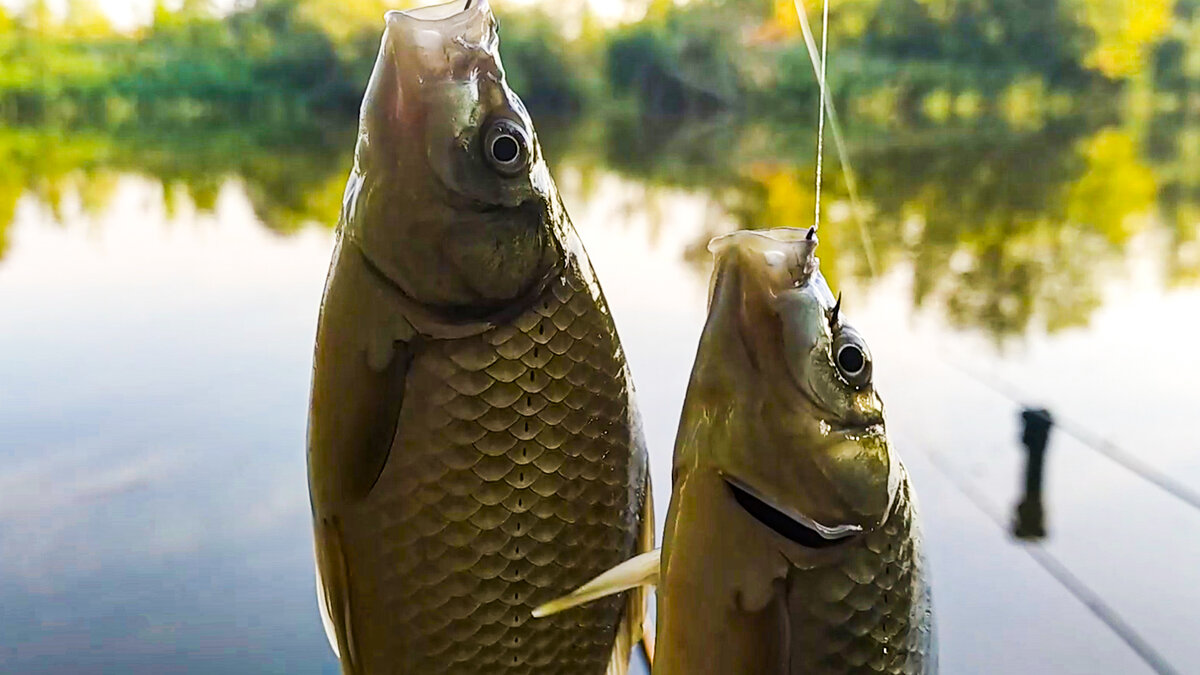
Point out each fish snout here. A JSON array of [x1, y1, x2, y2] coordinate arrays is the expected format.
[[384, 0, 496, 83]]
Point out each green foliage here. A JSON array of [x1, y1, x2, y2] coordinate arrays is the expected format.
[[606, 5, 743, 116], [0, 0, 1193, 126], [494, 8, 596, 112]]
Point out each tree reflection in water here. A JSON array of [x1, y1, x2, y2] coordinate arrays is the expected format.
[[0, 109, 1197, 344]]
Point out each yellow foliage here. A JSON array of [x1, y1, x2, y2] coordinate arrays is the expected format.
[[915, 0, 953, 22], [1066, 129, 1157, 244], [22, 0, 55, 35], [645, 0, 674, 22], [922, 89, 953, 123], [1001, 75, 1046, 131], [769, 0, 801, 38], [749, 164, 815, 231], [296, 0, 400, 43], [744, 163, 847, 291], [1078, 0, 1172, 79], [64, 0, 113, 39], [954, 91, 984, 119], [755, 0, 881, 44]]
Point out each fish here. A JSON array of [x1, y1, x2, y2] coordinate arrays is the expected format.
[[306, 1, 653, 673], [536, 229, 935, 674]]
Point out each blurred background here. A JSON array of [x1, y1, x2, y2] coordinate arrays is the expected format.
[[2, 0, 1200, 672]]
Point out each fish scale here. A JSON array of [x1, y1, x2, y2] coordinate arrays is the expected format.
[[527, 229, 931, 675], [786, 475, 932, 675], [339, 261, 645, 675]]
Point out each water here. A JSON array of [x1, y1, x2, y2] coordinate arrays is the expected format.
[[2, 111, 1200, 673]]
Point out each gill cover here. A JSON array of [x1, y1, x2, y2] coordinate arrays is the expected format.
[[705, 229, 897, 530]]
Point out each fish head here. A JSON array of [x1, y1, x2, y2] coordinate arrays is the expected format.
[[694, 228, 897, 551], [345, 0, 560, 317]]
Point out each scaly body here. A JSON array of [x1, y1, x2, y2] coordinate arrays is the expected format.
[[658, 466, 932, 674], [322, 245, 646, 674], [308, 2, 650, 673], [537, 229, 934, 674]]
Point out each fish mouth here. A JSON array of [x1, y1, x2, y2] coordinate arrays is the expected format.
[[388, 0, 483, 23], [724, 477, 860, 549], [383, 0, 495, 73], [825, 420, 886, 442]]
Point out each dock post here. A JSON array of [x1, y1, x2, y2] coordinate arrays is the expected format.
[[1013, 407, 1053, 541]]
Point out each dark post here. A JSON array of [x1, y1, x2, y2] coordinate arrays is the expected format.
[[1013, 407, 1053, 541]]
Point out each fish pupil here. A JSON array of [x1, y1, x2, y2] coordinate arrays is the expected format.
[[838, 344, 865, 375], [492, 135, 520, 164]]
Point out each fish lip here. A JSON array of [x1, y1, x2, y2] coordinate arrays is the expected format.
[[723, 475, 861, 549], [386, 0, 485, 24], [824, 420, 886, 441]]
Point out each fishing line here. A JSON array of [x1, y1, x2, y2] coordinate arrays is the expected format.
[[916, 441, 1183, 675], [814, 0, 829, 232], [792, 0, 877, 273]]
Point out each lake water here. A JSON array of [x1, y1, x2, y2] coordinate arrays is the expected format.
[[2, 110, 1200, 673]]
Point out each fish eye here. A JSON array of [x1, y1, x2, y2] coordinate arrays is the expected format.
[[484, 119, 530, 176], [832, 329, 872, 388], [837, 344, 865, 376]]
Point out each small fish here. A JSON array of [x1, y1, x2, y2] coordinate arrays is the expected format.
[[308, 1, 652, 673], [537, 229, 935, 674]]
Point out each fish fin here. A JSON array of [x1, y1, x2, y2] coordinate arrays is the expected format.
[[314, 519, 359, 674], [309, 241, 415, 509], [633, 475, 656, 666], [532, 549, 662, 618], [605, 611, 633, 675], [315, 557, 339, 660], [607, 439, 657, 673], [641, 613, 656, 664]]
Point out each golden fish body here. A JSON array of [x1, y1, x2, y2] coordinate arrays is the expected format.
[[657, 464, 933, 674], [308, 2, 651, 673], [656, 229, 935, 674], [535, 229, 933, 675]]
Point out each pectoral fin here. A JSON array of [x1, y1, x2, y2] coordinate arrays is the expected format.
[[308, 242, 416, 673], [315, 519, 359, 674], [532, 549, 662, 619], [634, 477, 656, 665], [309, 241, 416, 510], [613, 473, 656, 673]]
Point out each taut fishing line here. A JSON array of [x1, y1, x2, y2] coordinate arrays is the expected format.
[[792, 0, 877, 273], [814, 0, 829, 232]]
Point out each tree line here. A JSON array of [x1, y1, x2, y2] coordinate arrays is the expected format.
[[0, 0, 1197, 123]]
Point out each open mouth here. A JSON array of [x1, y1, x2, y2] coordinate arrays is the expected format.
[[725, 479, 859, 549], [395, 0, 478, 22]]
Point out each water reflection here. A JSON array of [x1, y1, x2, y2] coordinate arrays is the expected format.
[[4, 108, 1200, 673], [0, 120, 355, 247], [1, 112, 1198, 344]]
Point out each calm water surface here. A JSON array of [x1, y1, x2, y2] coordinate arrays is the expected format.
[[2, 113, 1200, 673]]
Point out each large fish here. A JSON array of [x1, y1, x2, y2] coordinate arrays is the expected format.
[[307, 2, 652, 673], [537, 229, 935, 674]]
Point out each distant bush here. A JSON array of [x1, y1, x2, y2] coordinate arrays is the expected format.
[[0, 0, 1192, 126], [606, 7, 742, 116], [493, 9, 596, 113]]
